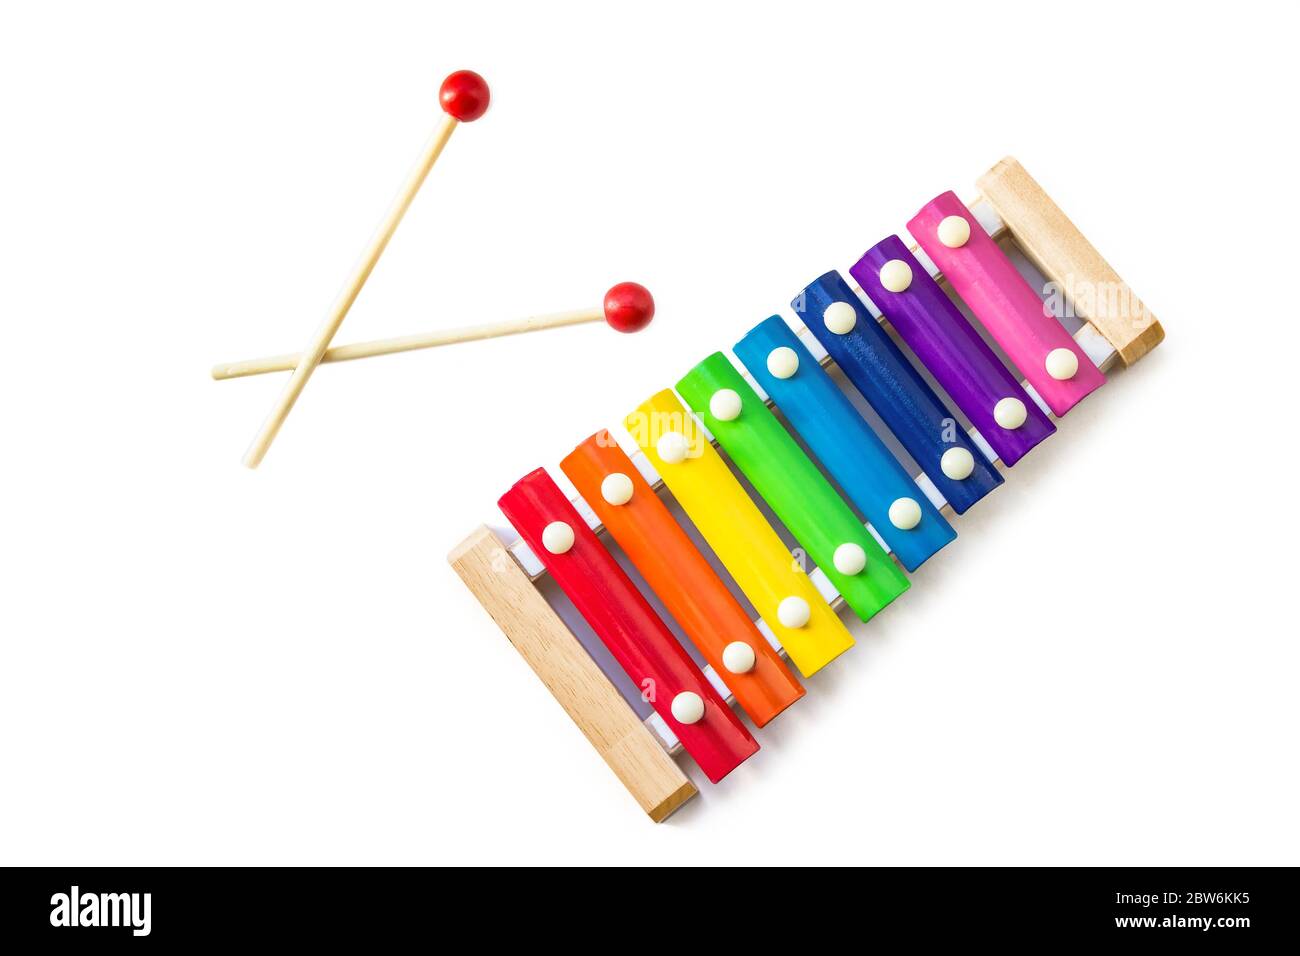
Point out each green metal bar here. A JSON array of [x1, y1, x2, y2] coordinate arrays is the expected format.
[[676, 353, 909, 623]]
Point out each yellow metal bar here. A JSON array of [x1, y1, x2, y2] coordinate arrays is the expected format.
[[626, 390, 854, 677]]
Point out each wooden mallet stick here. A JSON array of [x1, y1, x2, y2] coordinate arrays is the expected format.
[[212, 284, 655, 380], [240, 70, 490, 469]]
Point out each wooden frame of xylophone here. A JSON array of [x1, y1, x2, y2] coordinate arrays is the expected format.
[[449, 157, 1164, 821]]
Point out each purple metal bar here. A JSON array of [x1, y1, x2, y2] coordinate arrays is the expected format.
[[851, 236, 1054, 467]]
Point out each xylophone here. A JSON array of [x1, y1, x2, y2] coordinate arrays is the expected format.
[[449, 157, 1164, 821]]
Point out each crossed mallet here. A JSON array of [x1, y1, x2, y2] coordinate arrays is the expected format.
[[225, 70, 653, 468]]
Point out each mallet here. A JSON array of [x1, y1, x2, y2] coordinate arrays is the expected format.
[[212, 282, 655, 380], [240, 69, 491, 469]]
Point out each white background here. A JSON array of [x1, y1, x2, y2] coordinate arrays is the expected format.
[[2, 0, 1297, 866]]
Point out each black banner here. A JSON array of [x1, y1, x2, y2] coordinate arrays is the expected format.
[[1, 867, 1292, 944]]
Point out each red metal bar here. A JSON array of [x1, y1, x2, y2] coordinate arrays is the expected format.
[[498, 468, 759, 783]]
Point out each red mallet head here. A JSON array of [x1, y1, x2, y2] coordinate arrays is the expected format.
[[603, 282, 655, 334], [439, 70, 490, 122]]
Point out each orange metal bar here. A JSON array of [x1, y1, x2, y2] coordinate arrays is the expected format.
[[562, 431, 804, 727]]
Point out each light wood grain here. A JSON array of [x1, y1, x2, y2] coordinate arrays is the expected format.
[[213, 307, 604, 380], [448, 526, 697, 822], [977, 156, 1164, 366], [241, 115, 460, 467]]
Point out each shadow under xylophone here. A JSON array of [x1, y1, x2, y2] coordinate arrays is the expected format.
[[449, 157, 1164, 821]]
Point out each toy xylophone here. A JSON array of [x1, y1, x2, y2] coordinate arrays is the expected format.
[[449, 157, 1164, 821]]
